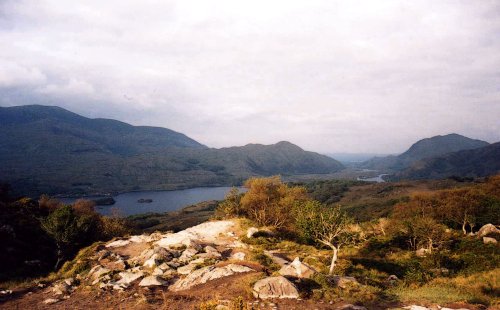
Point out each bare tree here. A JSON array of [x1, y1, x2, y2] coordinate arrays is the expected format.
[[295, 201, 358, 275]]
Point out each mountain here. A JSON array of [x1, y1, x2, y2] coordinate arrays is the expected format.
[[0, 105, 344, 196], [395, 142, 500, 180], [0, 105, 205, 157], [361, 134, 489, 172]]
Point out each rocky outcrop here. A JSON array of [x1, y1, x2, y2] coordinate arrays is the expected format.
[[170, 264, 254, 291], [278, 257, 316, 278], [252, 276, 299, 299]]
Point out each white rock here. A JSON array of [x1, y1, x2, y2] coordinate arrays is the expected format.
[[129, 235, 149, 243], [106, 239, 131, 248], [247, 227, 259, 238], [483, 237, 497, 244], [143, 254, 159, 268], [404, 306, 431, 310], [170, 264, 254, 291], [43, 298, 60, 305], [231, 252, 246, 261], [155, 221, 235, 249], [117, 271, 144, 285], [177, 264, 197, 275], [279, 257, 316, 278], [152, 267, 164, 276], [139, 276, 167, 287]]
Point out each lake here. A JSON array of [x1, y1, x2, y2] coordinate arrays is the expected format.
[[60, 187, 242, 216], [357, 174, 388, 183]]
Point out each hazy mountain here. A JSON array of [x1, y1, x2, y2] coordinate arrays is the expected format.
[[361, 134, 489, 172], [395, 142, 500, 180], [0, 105, 343, 196]]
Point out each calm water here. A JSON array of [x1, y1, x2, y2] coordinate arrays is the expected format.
[[60, 187, 242, 216], [357, 174, 388, 183]]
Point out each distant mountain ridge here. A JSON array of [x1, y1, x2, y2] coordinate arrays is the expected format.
[[0, 105, 343, 196], [361, 134, 489, 172], [395, 142, 500, 180]]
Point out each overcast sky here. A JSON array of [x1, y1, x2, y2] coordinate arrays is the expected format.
[[1, 0, 499, 153]]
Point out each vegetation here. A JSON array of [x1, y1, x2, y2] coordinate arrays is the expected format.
[[215, 175, 500, 307], [0, 189, 130, 281]]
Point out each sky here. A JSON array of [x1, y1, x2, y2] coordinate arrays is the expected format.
[[1, 0, 499, 154]]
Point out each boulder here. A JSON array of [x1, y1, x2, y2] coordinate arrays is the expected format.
[[247, 227, 259, 238], [330, 276, 359, 289], [139, 276, 167, 287], [483, 237, 497, 244], [170, 264, 254, 291], [279, 257, 316, 278], [252, 276, 299, 299], [477, 224, 500, 237], [403, 306, 431, 310], [52, 282, 72, 295]]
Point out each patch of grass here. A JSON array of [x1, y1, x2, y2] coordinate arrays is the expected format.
[[57, 242, 104, 279], [389, 268, 500, 306]]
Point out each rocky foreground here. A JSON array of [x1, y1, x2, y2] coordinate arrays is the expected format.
[[0, 220, 480, 309]]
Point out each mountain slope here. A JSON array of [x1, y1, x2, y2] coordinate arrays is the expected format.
[[0, 105, 343, 196], [0, 105, 206, 157], [395, 142, 500, 180], [361, 134, 489, 172]]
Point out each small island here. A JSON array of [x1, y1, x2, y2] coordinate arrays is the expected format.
[[137, 198, 153, 203]]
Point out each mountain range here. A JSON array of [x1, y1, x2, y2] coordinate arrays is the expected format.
[[360, 133, 490, 172], [0, 105, 344, 196]]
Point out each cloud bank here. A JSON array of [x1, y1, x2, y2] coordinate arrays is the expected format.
[[1, 0, 499, 153]]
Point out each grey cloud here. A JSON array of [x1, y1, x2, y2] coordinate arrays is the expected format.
[[1, 0, 499, 153]]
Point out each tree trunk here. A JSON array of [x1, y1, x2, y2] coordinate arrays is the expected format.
[[54, 246, 64, 270], [462, 220, 467, 235], [329, 246, 339, 275]]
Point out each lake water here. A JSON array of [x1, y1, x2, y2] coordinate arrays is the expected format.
[[357, 174, 388, 183], [60, 187, 241, 216]]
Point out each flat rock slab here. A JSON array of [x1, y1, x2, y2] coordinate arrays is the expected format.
[[252, 276, 299, 299], [156, 221, 235, 249], [170, 263, 254, 291], [139, 276, 167, 287]]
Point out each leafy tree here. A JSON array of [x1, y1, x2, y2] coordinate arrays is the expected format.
[[398, 216, 448, 251], [41, 205, 96, 269], [215, 187, 243, 218], [240, 176, 307, 229], [295, 201, 358, 275]]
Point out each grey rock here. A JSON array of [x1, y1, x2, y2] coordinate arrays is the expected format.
[[279, 257, 316, 278], [171, 264, 254, 291], [252, 276, 299, 299]]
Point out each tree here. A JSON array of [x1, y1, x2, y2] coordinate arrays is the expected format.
[[41, 205, 96, 269], [295, 201, 357, 275], [240, 176, 307, 229], [399, 216, 447, 252], [215, 187, 243, 218], [437, 188, 484, 234]]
